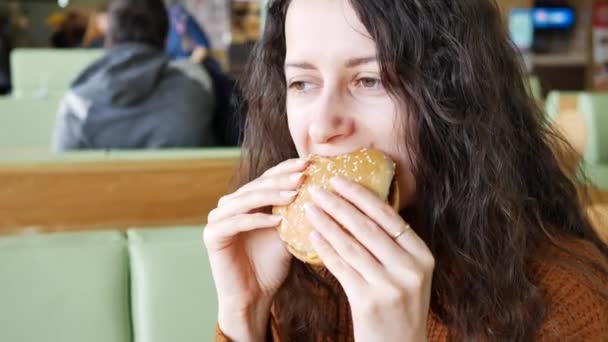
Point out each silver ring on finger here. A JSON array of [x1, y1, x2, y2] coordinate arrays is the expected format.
[[391, 224, 411, 241]]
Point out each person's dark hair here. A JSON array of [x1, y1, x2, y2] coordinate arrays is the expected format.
[[106, 0, 168, 49], [237, 0, 608, 340]]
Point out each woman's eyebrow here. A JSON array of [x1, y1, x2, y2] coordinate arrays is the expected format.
[[285, 62, 316, 70], [284, 56, 377, 70], [344, 56, 377, 68]]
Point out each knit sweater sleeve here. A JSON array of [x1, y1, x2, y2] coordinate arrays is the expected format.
[[535, 241, 608, 340], [214, 316, 279, 342]]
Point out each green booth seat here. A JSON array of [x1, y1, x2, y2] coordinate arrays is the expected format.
[[543, 92, 608, 190], [578, 93, 608, 165], [0, 226, 221, 342], [128, 227, 217, 342], [0, 231, 132, 342], [528, 75, 542, 101], [11, 49, 103, 99], [582, 162, 608, 190], [0, 97, 61, 149], [0, 147, 241, 165]]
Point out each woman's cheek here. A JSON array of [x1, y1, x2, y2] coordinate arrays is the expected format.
[[286, 108, 309, 156]]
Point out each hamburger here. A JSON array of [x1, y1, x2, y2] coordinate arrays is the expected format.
[[273, 148, 399, 265]]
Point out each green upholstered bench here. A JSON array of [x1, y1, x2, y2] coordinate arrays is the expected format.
[[128, 227, 217, 342], [578, 94, 608, 165], [544, 91, 608, 190], [528, 76, 542, 101], [10, 49, 103, 99], [0, 97, 61, 149], [0, 231, 132, 342], [0, 226, 217, 342]]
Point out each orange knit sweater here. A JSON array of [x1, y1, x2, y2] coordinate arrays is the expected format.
[[216, 239, 608, 341]]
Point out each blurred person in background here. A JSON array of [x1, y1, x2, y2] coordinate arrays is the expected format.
[[52, 0, 218, 151], [166, 0, 242, 146], [48, 10, 87, 48], [82, 7, 108, 48], [0, 13, 12, 95], [166, 0, 212, 65]]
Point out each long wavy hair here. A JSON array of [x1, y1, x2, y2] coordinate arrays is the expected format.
[[235, 0, 608, 340]]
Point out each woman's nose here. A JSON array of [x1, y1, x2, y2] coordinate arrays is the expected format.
[[308, 89, 354, 145]]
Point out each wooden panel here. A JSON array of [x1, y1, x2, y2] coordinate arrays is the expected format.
[[496, 0, 533, 15], [0, 156, 239, 235], [586, 186, 608, 205], [552, 110, 587, 174], [558, 94, 580, 113]]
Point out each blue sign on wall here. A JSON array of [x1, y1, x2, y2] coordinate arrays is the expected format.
[[532, 7, 575, 30]]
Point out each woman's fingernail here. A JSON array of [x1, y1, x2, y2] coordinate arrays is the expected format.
[[309, 230, 323, 245], [271, 215, 283, 222], [290, 173, 304, 181], [304, 203, 324, 220], [330, 176, 347, 187], [280, 190, 298, 198], [329, 177, 340, 188], [304, 203, 315, 215], [309, 186, 321, 197]]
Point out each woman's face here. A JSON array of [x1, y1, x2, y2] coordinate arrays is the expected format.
[[284, 0, 415, 207]]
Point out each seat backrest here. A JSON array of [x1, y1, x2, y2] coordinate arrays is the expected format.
[[544, 91, 581, 123], [578, 94, 608, 165], [0, 148, 240, 234], [528, 76, 542, 101], [544, 92, 608, 240], [0, 226, 219, 342], [0, 230, 132, 342], [0, 97, 61, 149], [11, 49, 103, 98], [128, 227, 217, 342], [544, 91, 608, 165]]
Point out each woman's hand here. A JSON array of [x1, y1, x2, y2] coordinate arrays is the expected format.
[[305, 176, 435, 342], [203, 158, 308, 341]]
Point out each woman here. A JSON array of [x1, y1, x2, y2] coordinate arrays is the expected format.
[[204, 0, 608, 340]]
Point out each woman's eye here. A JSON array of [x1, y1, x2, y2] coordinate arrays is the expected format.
[[357, 77, 382, 89], [289, 81, 313, 92], [290, 81, 307, 91]]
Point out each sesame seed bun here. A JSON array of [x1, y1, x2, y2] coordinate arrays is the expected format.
[[273, 148, 399, 265]]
